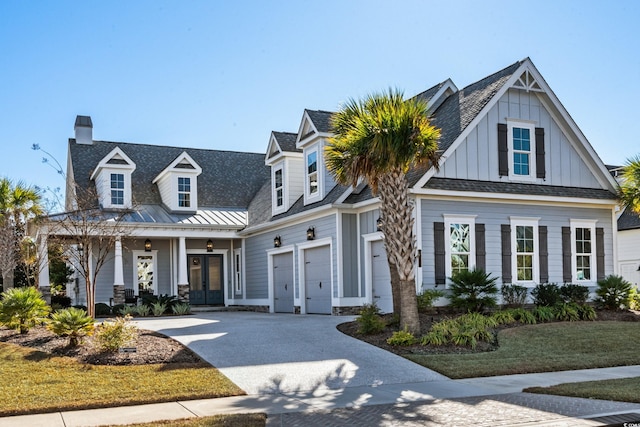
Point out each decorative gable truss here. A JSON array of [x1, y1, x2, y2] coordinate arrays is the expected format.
[[152, 152, 202, 212], [265, 132, 303, 215], [90, 147, 136, 209]]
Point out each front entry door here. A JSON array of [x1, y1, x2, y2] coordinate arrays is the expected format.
[[188, 254, 224, 305], [273, 252, 294, 313]]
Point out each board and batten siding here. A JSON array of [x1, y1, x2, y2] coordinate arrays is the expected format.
[[436, 88, 601, 189], [244, 214, 338, 300], [359, 209, 381, 297], [617, 229, 640, 287], [341, 213, 359, 297], [285, 157, 304, 210], [419, 198, 613, 288]]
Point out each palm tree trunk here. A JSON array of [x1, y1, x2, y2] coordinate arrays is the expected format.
[[399, 279, 420, 335], [388, 256, 402, 315]]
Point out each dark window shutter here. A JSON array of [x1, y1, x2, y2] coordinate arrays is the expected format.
[[596, 228, 605, 281], [539, 226, 548, 283], [535, 127, 546, 179], [562, 226, 572, 283], [475, 224, 486, 271], [498, 123, 509, 176], [434, 222, 446, 285], [501, 224, 511, 283]]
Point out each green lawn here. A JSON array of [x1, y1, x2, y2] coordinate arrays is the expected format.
[[525, 377, 640, 404], [100, 414, 267, 427], [407, 321, 640, 379], [0, 342, 244, 416]]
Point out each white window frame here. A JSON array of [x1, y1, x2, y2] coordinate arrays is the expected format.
[[177, 176, 191, 208], [233, 248, 242, 295], [110, 173, 125, 206], [443, 215, 476, 280], [570, 219, 597, 283], [272, 162, 286, 215], [304, 144, 322, 204], [507, 119, 537, 182], [132, 250, 158, 296], [510, 217, 540, 286]]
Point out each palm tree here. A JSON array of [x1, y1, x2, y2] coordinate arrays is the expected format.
[[0, 178, 43, 290], [619, 155, 640, 214], [326, 89, 440, 334]]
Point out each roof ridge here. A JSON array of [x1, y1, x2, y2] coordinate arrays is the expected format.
[[458, 60, 523, 93], [71, 138, 265, 156]]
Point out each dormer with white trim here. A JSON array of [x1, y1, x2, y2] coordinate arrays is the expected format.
[[152, 152, 202, 213], [295, 110, 335, 206], [90, 147, 136, 209], [265, 132, 303, 216], [426, 79, 458, 113]]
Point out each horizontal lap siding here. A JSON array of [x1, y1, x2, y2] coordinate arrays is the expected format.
[[419, 199, 613, 287]]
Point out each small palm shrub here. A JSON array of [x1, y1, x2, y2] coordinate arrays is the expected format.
[[95, 303, 112, 317], [421, 313, 496, 349], [417, 289, 445, 312], [118, 305, 137, 316], [595, 275, 632, 310], [94, 316, 138, 352], [135, 304, 151, 317], [554, 303, 580, 321], [141, 294, 179, 314], [576, 304, 597, 321], [508, 307, 537, 324], [172, 302, 191, 315], [48, 307, 95, 346], [448, 268, 498, 313], [531, 283, 562, 307], [151, 302, 167, 317], [501, 284, 528, 307], [491, 310, 516, 325], [531, 305, 556, 322], [559, 284, 590, 305], [386, 327, 417, 346], [356, 303, 385, 335], [0, 287, 50, 334]]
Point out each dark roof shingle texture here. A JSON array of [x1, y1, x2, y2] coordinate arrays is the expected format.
[[619, 208, 640, 230]]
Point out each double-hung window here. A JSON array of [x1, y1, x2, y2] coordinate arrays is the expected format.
[[110, 173, 124, 206], [508, 120, 536, 180], [307, 150, 318, 195], [511, 217, 539, 284], [274, 168, 283, 207], [444, 215, 476, 279], [571, 220, 597, 282], [178, 177, 191, 208]]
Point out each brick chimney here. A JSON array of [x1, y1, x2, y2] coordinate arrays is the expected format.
[[74, 115, 93, 145]]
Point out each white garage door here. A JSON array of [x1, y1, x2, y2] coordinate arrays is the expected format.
[[304, 245, 332, 314], [371, 240, 393, 314], [273, 252, 294, 313]]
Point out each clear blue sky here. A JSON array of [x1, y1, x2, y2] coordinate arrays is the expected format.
[[1, 0, 638, 203]]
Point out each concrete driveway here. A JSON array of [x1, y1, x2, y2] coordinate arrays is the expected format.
[[134, 312, 450, 396]]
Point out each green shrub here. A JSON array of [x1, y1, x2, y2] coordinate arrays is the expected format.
[[501, 284, 528, 307], [151, 302, 167, 317], [112, 304, 125, 315], [48, 307, 95, 346], [576, 304, 597, 321], [135, 304, 151, 317], [509, 307, 537, 324], [560, 284, 590, 305], [491, 310, 516, 325], [421, 313, 496, 349], [531, 305, 556, 322], [0, 287, 50, 334], [531, 283, 562, 307], [630, 287, 640, 311], [448, 268, 498, 313], [141, 294, 179, 314], [94, 316, 138, 352], [386, 313, 400, 327], [356, 303, 385, 335], [118, 305, 137, 316], [417, 289, 445, 312], [94, 303, 112, 317], [172, 302, 191, 315], [595, 275, 633, 310], [554, 303, 580, 321], [51, 294, 72, 308], [386, 327, 417, 346]]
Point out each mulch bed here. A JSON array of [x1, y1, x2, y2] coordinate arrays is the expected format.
[[336, 309, 640, 357], [0, 325, 204, 366]]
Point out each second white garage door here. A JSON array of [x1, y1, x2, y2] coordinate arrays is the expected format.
[[304, 245, 332, 314]]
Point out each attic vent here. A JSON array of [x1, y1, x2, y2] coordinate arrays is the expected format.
[[175, 162, 196, 169], [107, 158, 129, 165], [512, 70, 544, 92]]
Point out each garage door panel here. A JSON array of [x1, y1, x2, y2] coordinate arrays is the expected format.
[[274, 253, 294, 313], [305, 246, 332, 314]]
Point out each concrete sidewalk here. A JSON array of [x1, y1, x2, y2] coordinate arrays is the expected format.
[[2, 366, 639, 426]]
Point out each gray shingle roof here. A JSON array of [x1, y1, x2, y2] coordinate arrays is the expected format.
[[306, 109, 334, 133], [424, 178, 617, 200], [412, 81, 446, 105], [69, 139, 269, 209], [619, 208, 640, 231], [272, 131, 300, 153]]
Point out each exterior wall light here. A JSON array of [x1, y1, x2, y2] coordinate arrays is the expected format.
[[274, 236, 282, 248], [306, 227, 315, 240], [376, 217, 383, 232], [206, 239, 214, 252], [144, 239, 152, 252]]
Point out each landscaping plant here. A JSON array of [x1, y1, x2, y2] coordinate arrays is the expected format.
[[531, 283, 562, 307], [94, 315, 138, 352], [416, 289, 445, 312], [48, 307, 95, 346], [559, 284, 590, 305], [531, 305, 556, 322], [595, 275, 633, 310], [94, 302, 112, 317], [0, 286, 50, 333], [501, 284, 528, 307], [135, 304, 151, 317], [172, 302, 191, 315], [448, 268, 498, 313], [386, 327, 417, 346], [356, 303, 385, 335], [151, 301, 167, 317]]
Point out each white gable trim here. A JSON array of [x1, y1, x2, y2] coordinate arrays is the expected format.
[[152, 151, 202, 184], [265, 133, 282, 165], [90, 147, 136, 180], [295, 110, 319, 147], [426, 78, 458, 112]]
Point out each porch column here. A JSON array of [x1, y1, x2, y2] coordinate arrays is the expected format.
[[38, 234, 51, 304], [113, 237, 125, 305], [177, 237, 189, 302]]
